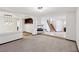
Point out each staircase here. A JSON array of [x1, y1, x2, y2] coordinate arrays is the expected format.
[[47, 20, 56, 32]]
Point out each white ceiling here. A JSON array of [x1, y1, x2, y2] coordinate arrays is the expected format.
[[0, 7, 76, 17]]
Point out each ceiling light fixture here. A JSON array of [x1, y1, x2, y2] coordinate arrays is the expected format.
[[35, 7, 46, 12], [37, 7, 43, 10]]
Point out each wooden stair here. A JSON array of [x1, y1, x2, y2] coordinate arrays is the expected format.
[[47, 20, 56, 32]]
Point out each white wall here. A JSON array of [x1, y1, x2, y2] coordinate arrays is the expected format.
[[17, 19, 23, 32], [32, 17, 37, 35], [23, 24, 33, 33], [76, 8, 79, 50], [0, 21, 17, 33], [41, 17, 50, 32], [66, 12, 76, 41], [0, 11, 17, 33], [0, 11, 23, 44], [23, 16, 37, 35]]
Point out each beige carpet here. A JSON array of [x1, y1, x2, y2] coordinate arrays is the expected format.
[[23, 31, 32, 36], [0, 35, 78, 52]]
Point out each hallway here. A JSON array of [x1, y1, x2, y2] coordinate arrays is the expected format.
[[0, 35, 77, 52]]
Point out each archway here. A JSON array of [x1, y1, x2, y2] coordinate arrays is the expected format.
[[23, 18, 33, 36]]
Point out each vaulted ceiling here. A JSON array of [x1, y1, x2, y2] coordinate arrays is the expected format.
[[0, 7, 77, 17]]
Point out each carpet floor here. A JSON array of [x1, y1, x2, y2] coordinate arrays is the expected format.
[[0, 35, 78, 52]]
